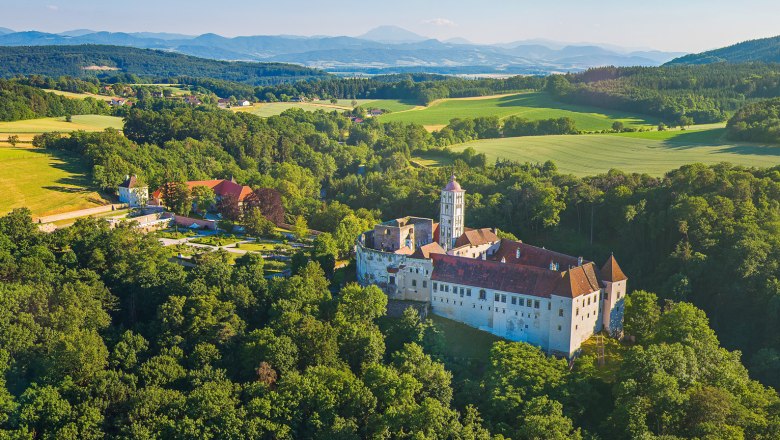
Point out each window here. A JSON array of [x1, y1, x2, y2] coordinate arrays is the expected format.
[[389, 276, 395, 285], [473, 304, 476, 308], [479, 290, 487, 300], [534, 300, 540, 309], [494, 293, 500, 302], [412, 280, 417, 287], [548, 302, 551, 310], [576, 307, 579, 316], [422, 281, 427, 288], [558, 308, 564, 317], [433, 282, 438, 292], [511, 297, 517, 305], [501, 294, 507, 303], [527, 299, 533, 307], [467, 289, 472, 297], [557, 325, 562, 331]]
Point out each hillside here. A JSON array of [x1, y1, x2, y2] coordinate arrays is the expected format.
[[0, 45, 328, 85], [0, 29, 683, 74], [666, 34, 780, 65]]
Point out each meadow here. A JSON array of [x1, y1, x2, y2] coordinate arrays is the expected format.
[[379, 92, 658, 131], [442, 126, 780, 176], [0, 115, 124, 135], [0, 146, 108, 216]]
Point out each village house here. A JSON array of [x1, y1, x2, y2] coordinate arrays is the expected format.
[[109, 98, 128, 106], [217, 98, 231, 108], [184, 95, 202, 106], [356, 175, 627, 357], [150, 178, 253, 210], [117, 175, 148, 207]]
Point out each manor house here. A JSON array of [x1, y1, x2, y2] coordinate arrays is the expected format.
[[356, 175, 626, 357]]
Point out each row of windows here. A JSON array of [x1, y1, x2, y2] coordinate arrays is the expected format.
[[434, 283, 550, 307]]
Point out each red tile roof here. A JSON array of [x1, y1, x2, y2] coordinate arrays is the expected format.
[[119, 175, 139, 189], [430, 253, 601, 298], [600, 254, 627, 282], [152, 179, 253, 202], [490, 240, 585, 270], [411, 242, 446, 259], [454, 228, 500, 248]]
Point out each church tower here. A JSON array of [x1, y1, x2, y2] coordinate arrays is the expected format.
[[439, 174, 465, 250]]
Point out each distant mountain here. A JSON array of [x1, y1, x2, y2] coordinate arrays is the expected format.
[[0, 27, 15, 35], [444, 37, 472, 45], [0, 45, 327, 84], [666, 35, 780, 65], [0, 29, 684, 74], [358, 26, 428, 43], [59, 29, 97, 37]]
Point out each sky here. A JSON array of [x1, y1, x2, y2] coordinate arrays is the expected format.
[[1, 0, 779, 52]]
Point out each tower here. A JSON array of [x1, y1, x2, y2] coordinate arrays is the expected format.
[[439, 174, 465, 250], [600, 254, 628, 337]]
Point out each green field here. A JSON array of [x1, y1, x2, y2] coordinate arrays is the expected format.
[[0, 115, 124, 134], [43, 89, 117, 101], [380, 92, 657, 131], [360, 99, 418, 112], [0, 147, 108, 216], [442, 126, 780, 176]]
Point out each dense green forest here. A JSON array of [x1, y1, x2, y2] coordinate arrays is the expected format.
[[548, 64, 780, 124], [666, 35, 780, 65], [727, 98, 780, 143], [31, 103, 780, 395], [0, 206, 778, 438], [0, 79, 110, 121], [0, 45, 327, 85]]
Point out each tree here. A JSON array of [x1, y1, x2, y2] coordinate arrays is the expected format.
[[245, 188, 285, 225], [7, 135, 19, 146], [243, 207, 276, 238], [292, 215, 308, 241], [161, 181, 191, 216], [612, 121, 625, 132], [191, 185, 216, 214], [624, 290, 661, 344], [216, 192, 241, 222]]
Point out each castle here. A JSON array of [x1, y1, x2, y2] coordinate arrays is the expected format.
[[356, 175, 626, 357]]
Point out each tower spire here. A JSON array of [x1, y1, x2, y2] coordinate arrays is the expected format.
[[439, 174, 465, 250]]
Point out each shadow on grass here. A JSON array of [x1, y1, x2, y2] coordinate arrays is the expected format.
[[661, 128, 780, 156], [23, 147, 113, 199], [493, 92, 657, 124]]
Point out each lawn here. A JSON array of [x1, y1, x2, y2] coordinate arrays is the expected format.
[[189, 235, 242, 247], [379, 92, 657, 131], [235, 241, 286, 252], [0, 115, 124, 134], [360, 99, 418, 113], [0, 147, 108, 216], [445, 126, 780, 176], [429, 314, 504, 360]]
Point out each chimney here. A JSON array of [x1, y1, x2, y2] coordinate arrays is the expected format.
[[501, 257, 506, 263], [481, 253, 486, 260], [577, 256, 583, 266], [516, 248, 521, 259], [549, 260, 556, 271]]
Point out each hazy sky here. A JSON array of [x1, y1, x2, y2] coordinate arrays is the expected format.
[[2, 0, 779, 52]]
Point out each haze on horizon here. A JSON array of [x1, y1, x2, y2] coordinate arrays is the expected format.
[[1, 0, 778, 52]]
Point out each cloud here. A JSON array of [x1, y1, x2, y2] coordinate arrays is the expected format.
[[47, 5, 59, 11], [422, 18, 456, 27]]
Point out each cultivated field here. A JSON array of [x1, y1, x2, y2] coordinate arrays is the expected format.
[[379, 92, 658, 131], [232, 99, 413, 118], [442, 126, 780, 176], [360, 99, 418, 112], [0, 146, 108, 216], [0, 115, 124, 135], [44, 89, 118, 101]]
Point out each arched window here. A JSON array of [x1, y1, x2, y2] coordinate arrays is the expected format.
[[479, 289, 487, 300]]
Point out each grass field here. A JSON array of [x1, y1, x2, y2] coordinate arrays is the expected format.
[[379, 92, 657, 131], [0, 147, 108, 216], [44, 89, 118, 101], [441, 126, 780, 176], [360, 99, 418, 113], [0, 115, 124, 134]]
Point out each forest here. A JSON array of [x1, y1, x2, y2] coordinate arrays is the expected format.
[[0, 45, 327, 85], [28, 102, 780, 394], [0, 79, 111, 121], [547, 63, 780, 125], [727, 97, 780, 143]]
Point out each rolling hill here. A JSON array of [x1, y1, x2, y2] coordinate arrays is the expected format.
[[666, 34, 780, 65], [0, 45, 327, 84], [0, 27, 685, 74]]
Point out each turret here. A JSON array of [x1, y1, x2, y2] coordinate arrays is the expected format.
[[439, 174, 465, 250], [600, 254, 628, 337]]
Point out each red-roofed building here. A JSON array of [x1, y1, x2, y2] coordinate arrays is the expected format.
[[150, 178, 253, 210], [356, 175, 627, 357]]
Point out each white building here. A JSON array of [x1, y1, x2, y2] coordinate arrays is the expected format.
[[356, 175, 627, 357], [118, 175, 148, 207]]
